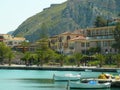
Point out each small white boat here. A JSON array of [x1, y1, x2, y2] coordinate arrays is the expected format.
[[53, 73, 81, 81], [67, 80, 111, 89]]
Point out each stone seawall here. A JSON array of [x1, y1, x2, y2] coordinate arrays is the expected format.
[[0, 66, 119, 72]]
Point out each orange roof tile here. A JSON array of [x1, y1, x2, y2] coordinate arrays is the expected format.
[[70, 36, 86, 41]]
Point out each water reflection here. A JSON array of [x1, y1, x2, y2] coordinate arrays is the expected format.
[[17, 78, 54, 84]]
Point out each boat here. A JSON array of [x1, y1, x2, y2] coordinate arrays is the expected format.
[[53, 73, 81, 81], [67, 80, 111, 89], [80, 73, 120, 87], [97, 73, 120, 87]]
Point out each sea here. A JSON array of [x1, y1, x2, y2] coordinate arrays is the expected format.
[[0, 69, 119, 90]]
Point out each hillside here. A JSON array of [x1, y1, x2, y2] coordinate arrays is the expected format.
[[12, 0, 120, 42]]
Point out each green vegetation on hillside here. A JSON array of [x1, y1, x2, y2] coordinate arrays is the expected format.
[[13, 0, 120, 42]]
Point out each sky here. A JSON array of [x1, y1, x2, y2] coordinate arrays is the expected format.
[[0, 0, 67, 34]]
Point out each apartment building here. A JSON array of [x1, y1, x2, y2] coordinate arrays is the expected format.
[[70, 26, 117, 54]]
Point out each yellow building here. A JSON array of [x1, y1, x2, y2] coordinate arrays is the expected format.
[[49, 31, 85, 54], [86, 26, 116, 54], [0, 34, 26, 47]]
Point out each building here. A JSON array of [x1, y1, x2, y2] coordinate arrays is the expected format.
[[0, 34, 26, 47], [50, 26, 117, 55], [69, 26, 117, 54], [49, 31, 85, 54], [86, 26, 116, 54]]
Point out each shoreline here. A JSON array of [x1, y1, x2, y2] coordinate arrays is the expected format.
[[0, 64, 119, 72]]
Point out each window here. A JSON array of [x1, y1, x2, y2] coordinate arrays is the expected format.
[[14, 42, 17, 44], [8, 41, 13, 45], [96, 41, 101, 47], [81, 43, 85, 47], [66, 36, 71, 40], [86, 43, 90, 47]]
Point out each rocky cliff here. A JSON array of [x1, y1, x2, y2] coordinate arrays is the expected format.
[[13, 0, 120, 42]]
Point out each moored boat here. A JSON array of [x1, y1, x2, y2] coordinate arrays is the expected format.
[[53, 73, 81, 81], [67, 80, 111, 89]]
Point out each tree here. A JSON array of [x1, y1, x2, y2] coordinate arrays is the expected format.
[[6, 48, 14, 66], [73, 53, 83, 67], [88, 47, 101, 55], [0, 42, 10, 64], [105, 54, 113, 65], [66, 55, 75, 66], [95, 54, 105, 67], [36, 38, 49, 66], [113, 22, 120, 52], [20, 41, 30, 53], [36, 23, 51, 66], [112, 54, 120, 68], [94, 16, 107, 27], [22, 52, 31, 66], [57, 54, 66, 67]]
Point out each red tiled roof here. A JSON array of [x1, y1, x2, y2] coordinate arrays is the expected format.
[[70, 36, 86, 41]]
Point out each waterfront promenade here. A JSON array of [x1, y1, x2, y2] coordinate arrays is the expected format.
[[0, 64, 119, 72]]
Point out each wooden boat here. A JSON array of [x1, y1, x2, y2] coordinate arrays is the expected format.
[[53, 73, 81, 81], [67, 80, 111, 89]]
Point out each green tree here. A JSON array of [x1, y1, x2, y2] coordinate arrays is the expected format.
[[113, 22, 120, 52], [57, 54, 66, 67], [88, 47, 101, 55], [36, 38, 49, 66], [20, 41, 30, 53], [22, 52, 31, 66], [73, 53, 83, 67], [46, 49, 58, 64], [104, 53, 115, 65], [66, 55, 75, 66], [0, 42, 10, 64], [94, 16, 107, 27], [36, 23, 50, 66], [113, 54, 120, 68], [95, 54, 105, 67], [6, 48, 14, 66]]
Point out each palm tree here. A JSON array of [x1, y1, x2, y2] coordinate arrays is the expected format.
[[22, 52, 32, 66], [56, 54, 66, 67], [95, 54, 105, 67], [73, 53, 83, 67]]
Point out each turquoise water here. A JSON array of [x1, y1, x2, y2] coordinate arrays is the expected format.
[[0, 69, 119, 90]]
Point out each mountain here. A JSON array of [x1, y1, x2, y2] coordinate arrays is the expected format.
[[7, 31, 14, 35], [12, 0, 120, 42]]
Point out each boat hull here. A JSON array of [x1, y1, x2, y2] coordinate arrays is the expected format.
[[53, 74, 81, 81], [68, 81, 111, 89]]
